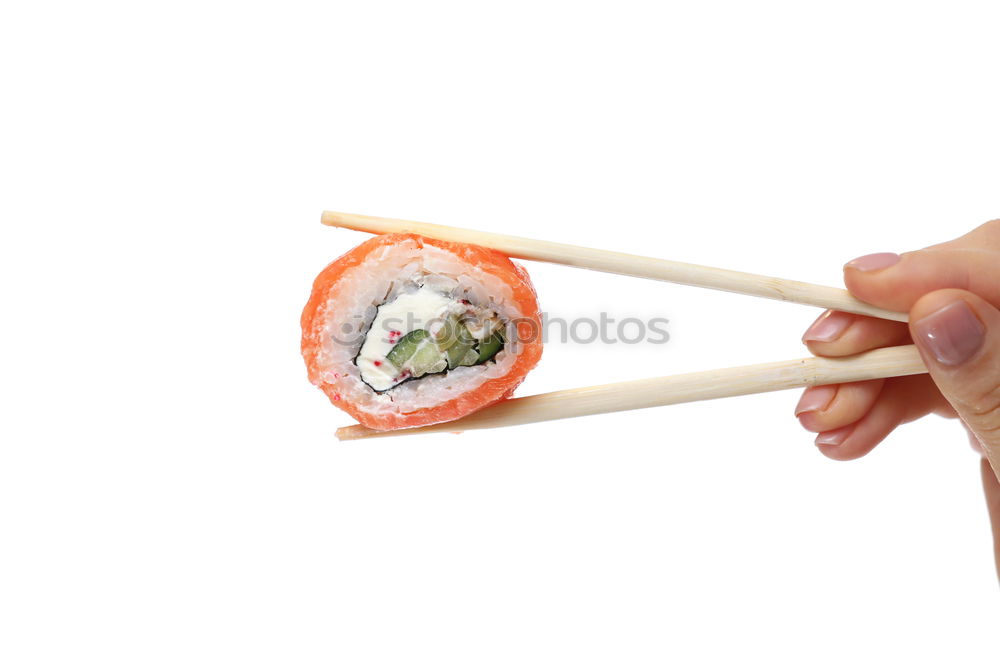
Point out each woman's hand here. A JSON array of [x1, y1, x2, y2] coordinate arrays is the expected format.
[[793, 219, 1000, 578]]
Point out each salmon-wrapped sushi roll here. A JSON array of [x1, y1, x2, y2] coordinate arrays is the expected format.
[[301, 234, 543, 430]]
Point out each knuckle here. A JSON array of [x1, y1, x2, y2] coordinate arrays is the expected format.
[[959, 382, 1000, 433]]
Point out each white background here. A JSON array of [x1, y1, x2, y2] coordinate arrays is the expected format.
[[2, 1, 998, 665]]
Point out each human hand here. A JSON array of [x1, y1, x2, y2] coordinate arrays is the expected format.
[[793, 220, 1000, 578]]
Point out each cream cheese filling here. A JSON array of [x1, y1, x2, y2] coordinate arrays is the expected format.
[[357, 286, 461, 391]]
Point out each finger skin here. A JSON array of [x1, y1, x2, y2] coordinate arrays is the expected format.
[[816, 375, 946, 461], [947, 218, 1000, 248], [843, 219, 1000, 313], [980, 458, 1000, 582], [797, 374, 954, 435], [803, 310, 911, 358], [796, 380, 884, 433]]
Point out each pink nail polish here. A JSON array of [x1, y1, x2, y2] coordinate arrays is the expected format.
[[803, 310, 853, 343], [795, 385, 837, 416], [845, 252, 901, 272], [815, 425, 853, 447], [912, 300, 986, 366]]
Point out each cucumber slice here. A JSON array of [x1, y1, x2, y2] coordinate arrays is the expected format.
[[475, 330, 505, 364], [445, 322, 477, 369], [382, 322, 505, 383], [458, 348, 479, 366], [386, 329, 444, 377], [385, 329, 428, 367]]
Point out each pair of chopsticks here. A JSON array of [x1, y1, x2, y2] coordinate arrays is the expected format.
[[322, 211, 925, 441]]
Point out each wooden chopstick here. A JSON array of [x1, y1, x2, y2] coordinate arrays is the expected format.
[[322, 210, 908, 323], [336, 345, 926, 440]]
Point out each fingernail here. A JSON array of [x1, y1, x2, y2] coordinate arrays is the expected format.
[[795, 385, 837, 417], [815, 425, 853, 447], [803, 310, 853, 343], [912, 300, 985, 367], [845, 252, 901, 272]]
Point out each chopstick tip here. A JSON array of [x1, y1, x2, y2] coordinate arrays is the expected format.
[[335, 424, 362, 440]]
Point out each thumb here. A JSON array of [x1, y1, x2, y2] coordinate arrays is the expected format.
[[910, 289, 1000, 470]]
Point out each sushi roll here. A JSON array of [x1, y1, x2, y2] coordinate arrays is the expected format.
[[302, 233, 543, 430]]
